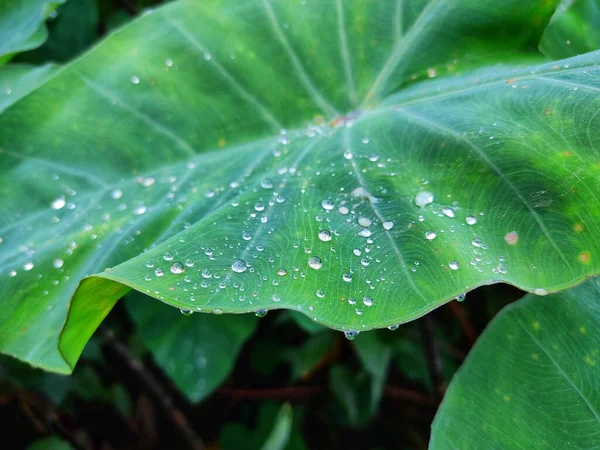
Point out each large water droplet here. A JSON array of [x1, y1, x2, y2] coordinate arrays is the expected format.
[[342, 273, 352, 282], [425, 231, 437, 240], [316, 289, 325, 298], [318, 230, 332, 242], [363, 296, 373, 307], [51, 196, 66, 210], [449, 260, 460, 270], [321, 199, 334, 211], [255, 309, 268, 318], [383, 220, 394, 231], [442, 207, 455, 218], [415, 191, 434, 208], [308, 256, 323, 270], [465, 216, 477, 225], [344, 330, 359, 340], [358, 217, 372, 227], [231, 259, 247, 273], [170, 262, 185, 274], [53, 258, 64, 269]]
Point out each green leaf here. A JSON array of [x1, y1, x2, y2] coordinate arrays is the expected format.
[[540, 0, 600, 60], [27, 436, 74, 450], [126, 292, 257, 402], [289, 331, 336, 381], [0, 63, 58, 111], [431, 278, 600, 449], [1, 0, 600, 373], [353, 331, 391, 413], [261, 403, 294, 450], [0, 0, 66, 65]]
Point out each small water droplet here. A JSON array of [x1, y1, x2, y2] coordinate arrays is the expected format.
[[338, 206, 349, 215], [165, 58, 173, 67], [261, 178, 273, 189], [170, 262, 185, 274], [308, 256, 323, 270], [318, 230, 332, 242], [415, 191, 434, 208], [363, 296, 373, 306], [388, 324, 399, 331], [449, 260, 460, 270], [344, 330, 359, 340], [255, 309, 267, 318], [455, 293, 466, 302], [425, 231, 437, 240], [163, 252, 174, 261], [133, 205, 147, 215], [180, 309, 193, 316], [202, 268, 212, 278], [442, 207, 455, 218], [358, 217, 372, 227], [321, 199, 334, 211], [343, 150, 353, 159], [277, 268, 288, 276], [316, 289, 325, 298], [110, 189, 123, 200], [231, 259, 247, 273], [383, 220, 394, 230], [272, 293, 281, 302], [358, 229, 372, 238], [23, 262, 34, 271], [53, 258, 64, 269], [131, 75, 140, 84], [465, 216, 477, 225], [51, 196, 66, 210], [353, 248, 362, 256], [155, 268, 164, 277], [342, 273, 352, 282]]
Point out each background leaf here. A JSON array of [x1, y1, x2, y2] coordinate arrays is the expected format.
[[126, 292, 257, 402], [431, 278, 600, 449]]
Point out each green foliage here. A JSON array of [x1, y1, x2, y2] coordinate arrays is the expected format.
[[431, 278, 600, 449], [0, 0, 599, 448]]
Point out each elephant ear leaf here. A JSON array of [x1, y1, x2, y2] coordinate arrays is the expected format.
[[0, 0, 66, 65], [431, 278, 600, 449], [1, 0, 599, 373]]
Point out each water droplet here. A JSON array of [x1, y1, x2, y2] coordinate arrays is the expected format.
[[110, 189, 123, 199], [442, 207, 455, 218], [348, 297, 356, 305], [277, 268, 288, 276], [415, 191, 434, 208], [185, 259, 194, 267], [53, 259, 64, 269], [308, 256, 323, 270], [163, 252, 174, 261], [471, 238, 483, 247], [255, 309, 268, 318], [318, 230, 332, 242], [201, 268, 212, 278], [155, 268, 164, 277], [343, 150, 353, 159], [383, 220, 394, 230], [231, 259, 247, 273], [146, 261, 155, 268], [51, 196, 66, 210], [363, 296, 373, 306], [388, 324, 399, 331], [204, 51, 211, 60], [321, 199, 334, 211], [23, 262, 34, 271], [533, 288, 548, 296], [455, 293, 466, 302], [353, 248, 362, 256], [358, 229, 372, 238], [358, 217, 372, 227], [180, 309, 193, 316], [254, 202, 265, 212], [360, 258, 369, 267], [342, 273, 352, 282], [165, 58, 173, 67], [425, 231, 437, 240], [465, 216, 477, 225], [9, 270, 17, 277], [242, 231, 252, 241], [272, 293, 281, 302], [133, 205, 147, 215], [449, 260, 460, 270], [344, 330, 359, 340], [131, 75, 140, 84], [338, 206, 349, 215], [170, 262, 185, 274], [316, 289, 325, 298], [261, 178, 273, 189]]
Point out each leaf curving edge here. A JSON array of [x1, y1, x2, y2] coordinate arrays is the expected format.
[[0, 0, 599, 372]]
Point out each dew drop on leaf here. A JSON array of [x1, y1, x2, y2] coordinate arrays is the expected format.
[[163, 252, 174, 261], [342, 273, 352, 282], [388, 324, 399, 331], [415, 191, 434, 208], [255, 309, 267, 318], [316, 289, 325, 298], [180, 309, 193, 316], [51, 196, 66, 210], [321, 199, 334, 211], [383, 220, 394, 230], [170, 262, 185, 275], [465, 216, 477, 225], [449, 260, 460, 270], [358, 217, 372, 227], [442, 207, 455, 218], [318, 230, 332, 242], [277, 268, 288, 276], [455, 293, 466, 302], [155, 268, 164, 277], [344, 330, 359, 340], [425, 231, 437, 240], [308, 256, 323, 270], [363, 296, 373, 306], [231, 259, 247, 273], [261, 178, 273, 189], [53, 259, 64, 269]]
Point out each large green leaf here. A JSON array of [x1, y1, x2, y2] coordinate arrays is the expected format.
[[0, 0, 65, 65], [430, 278, 600, 449], [125, 292, 257, 402], [1, 0, 600, 373]]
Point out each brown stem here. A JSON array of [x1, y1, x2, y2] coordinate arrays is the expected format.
[[418, 315, 445, 399], [447, 301, 478, 346], [99, 326, 204, 450], [383, 386, 438, 408]]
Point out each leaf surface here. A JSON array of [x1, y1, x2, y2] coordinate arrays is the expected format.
[[1, 0, 600, 372], [431, 278, 600, 449]]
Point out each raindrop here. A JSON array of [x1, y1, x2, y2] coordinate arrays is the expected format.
[[425, 231, 437, 240], [343, 150, 353, 159], [465, 216, 477, 225], [358, 229, 372, 238], [471, 238, 483, 247], [51, 196, 66, 210], [388, 324, 399, 331], [133, 205, 147, 215], [165, 58, 173, 67], [23, 262, 34, 271], [344, 330, 359, 340], [272, 293, 281, 302], [170, 262, 185, 274], [53, 259, 64, 269], [202, 268, 212, 278], [316, 289, 325, 298], [255, 309, 268, 318], [415, 191, 434, 208], [277, 268, 288, 276], [254, 202, 265, 212], [449, 260, 460, 270], [231, 259, 247, 273], [308, 256, 323, 270], [363, 296, 373, 306], [318, 230, 332, 242], [155, 268, 164, 277], [261, 178, 273, 189], [360, 258, 369, 267], [242, 231, 252, 241], [348, 297, 356, 305], [455, 293, 466, 302], [358, 217, 372, 227], [185, 259, 194, 267], [338, 206, 349, 215], [383, 220, 394, 231], [353, 248, 362, 256], [163, 252, 174, 261], [111, 189, 123, 200], [180, 309, 193, 316], [342, 273, 352, 282], [131, 75, 140, 84], [321, 199, 334, 211], [442, 207, 455, 218]]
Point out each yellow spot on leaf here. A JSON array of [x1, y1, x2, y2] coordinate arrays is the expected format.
[[531, 353, 539, 360], [585, 356, 596, 367], [218, 138, 226, 148], [580, 326, 587, 334], [578, 251, 591, 265], [503, 395, 511, 402], [532, 321, 541, 331], [574, 223, 584, 232]]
